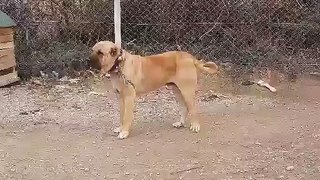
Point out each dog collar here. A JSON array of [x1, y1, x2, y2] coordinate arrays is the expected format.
[[108, 49, 135, 89], [109, 49, 123, 73]]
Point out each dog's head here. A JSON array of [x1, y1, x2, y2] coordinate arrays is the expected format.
[[88, 41, 121, 74]]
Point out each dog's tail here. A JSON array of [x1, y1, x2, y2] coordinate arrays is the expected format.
[[194, 59, 218, 74]]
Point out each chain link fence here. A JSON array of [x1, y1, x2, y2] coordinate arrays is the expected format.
[[1, 0, 320, 79], [1, 0, 114, 78]]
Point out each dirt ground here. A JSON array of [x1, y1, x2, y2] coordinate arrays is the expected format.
[[0, 74, 319, 180]]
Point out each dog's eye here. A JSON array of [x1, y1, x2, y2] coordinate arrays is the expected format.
[[97, 50, 103, 55]]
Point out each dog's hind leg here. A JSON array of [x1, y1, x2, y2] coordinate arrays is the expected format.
[[171, 84, 187, 128], [174, 80, 200, 133]]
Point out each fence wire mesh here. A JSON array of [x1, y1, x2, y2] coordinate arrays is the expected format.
[[1, 0, 319, 78]]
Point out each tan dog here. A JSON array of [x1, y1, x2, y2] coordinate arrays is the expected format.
[[89, 41, 218, 139]]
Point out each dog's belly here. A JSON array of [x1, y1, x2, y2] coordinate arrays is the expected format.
[[135, 85, 162, 96], [109, 72, 173, 96], [135, 79, 171, 96]]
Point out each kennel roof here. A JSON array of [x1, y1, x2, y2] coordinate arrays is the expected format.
[[0, 11, 16, 28]]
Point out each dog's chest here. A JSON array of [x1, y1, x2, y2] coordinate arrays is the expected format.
[[110, 73, 121, 92]]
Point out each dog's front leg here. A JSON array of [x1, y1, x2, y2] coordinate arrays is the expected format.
[[118, 87, 136, 139]]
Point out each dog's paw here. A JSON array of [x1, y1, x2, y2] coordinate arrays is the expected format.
[[117, 131, 129, 139], [190, 122, 200, 133], [172, 121, 185, 128], [113, 127, 121, 134]]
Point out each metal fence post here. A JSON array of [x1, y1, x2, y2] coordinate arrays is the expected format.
[[114, 0, 121, 48]]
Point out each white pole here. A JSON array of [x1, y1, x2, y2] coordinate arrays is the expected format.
[[114, 0, 121, 48]]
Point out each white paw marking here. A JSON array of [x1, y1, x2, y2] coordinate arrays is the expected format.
[[172, 121, 185, 128], [117, 131, 129, 139], [190, 122, 200, 133]]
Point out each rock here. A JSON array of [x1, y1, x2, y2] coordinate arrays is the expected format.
[[59, 76, 69, 82], [52, 71, 59, 79], [286, 166, 294, 171], [255, 142, 261, 146], [31, 79, 42, 86], [69, 78, 80, 84], [40, 71, 48, 79]]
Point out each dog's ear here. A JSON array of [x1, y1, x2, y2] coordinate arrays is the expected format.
[[110, 46, 118, 57]]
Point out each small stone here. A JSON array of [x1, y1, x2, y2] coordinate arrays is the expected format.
[[84, 168, 90, 172], [286, 166, 294, 171], [31, 79, 42, 85], [106, 152, 110, 157], [10, 168, 15, 172], [255, 142, 261, 146], [125, 172, 130, 175]]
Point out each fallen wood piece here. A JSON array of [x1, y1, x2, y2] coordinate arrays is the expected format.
[[201, 90, 228, 102], [256, 80, 277, 92], [241, 80, 277, 93], [0, 70, 20, 87], [241, 80, 255, 86], [170, 166, 203, 175], [19, 109, 41, 115], [208, 90, 228, 98], [310, 72, 320, 78], [88, 91, 107, 96]]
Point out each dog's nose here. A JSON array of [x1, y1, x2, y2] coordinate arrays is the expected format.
[[88, 54, 101, 70]]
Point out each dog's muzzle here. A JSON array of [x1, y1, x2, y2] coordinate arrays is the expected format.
[[88, 53, 101, 70]]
